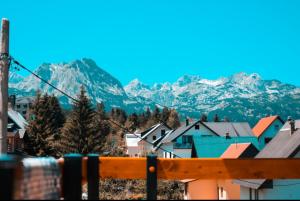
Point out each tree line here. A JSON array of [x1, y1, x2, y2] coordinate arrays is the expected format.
[[24, 86, 181, 157]]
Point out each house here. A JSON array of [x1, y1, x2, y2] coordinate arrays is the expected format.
[[7, 107, 28, 154], [154, 119, 255, 158], [9, 95, 35, 119], [137, 122, 172, 156], [235, 118, 300, 200], [183, 142, 259, 200], [125, 133, 141, 157], [191, 135, 259, 158], [252, 115, 284, 149]]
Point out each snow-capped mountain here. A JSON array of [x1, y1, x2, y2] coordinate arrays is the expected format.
[[125, 72, 300, 125], [8, 58, 300, 125], [8, 58, 146, 111]]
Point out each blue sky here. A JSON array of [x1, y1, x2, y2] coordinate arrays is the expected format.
[[1, 0, 300, 86]]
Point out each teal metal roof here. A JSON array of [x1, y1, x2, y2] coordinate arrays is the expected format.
[[192, 135, 260, 158]]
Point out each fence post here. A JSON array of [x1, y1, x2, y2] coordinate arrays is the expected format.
[[146, 154, 157, 200], [87, 154, 99, 200], [0, 155, 16, 200], [63, 153, 82, 200]]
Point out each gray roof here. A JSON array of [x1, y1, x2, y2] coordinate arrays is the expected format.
[[16, 96, 35, 104], [140, 122, 171, 140], [159, 120, 206, 144], [235, 120, 300, 189], [8, 108, 27, 129], [202, 122, 254, 137], [159, 121, 254, 145]]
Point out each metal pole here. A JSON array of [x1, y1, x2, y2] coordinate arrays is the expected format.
[[63, 154, 83, 200], [87, 154, 99, 200], [146, 154, 157, 200], [0, 18, 9, 154]]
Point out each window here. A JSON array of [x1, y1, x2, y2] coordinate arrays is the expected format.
[[183, 135, 193, 144], [161, 129, 166, 136], [152, 136, 156, 141], [16, 104, 20, 109], [275, 124, 280, 130], [195, 124, 200, 130], [23, 104, 28, 108]]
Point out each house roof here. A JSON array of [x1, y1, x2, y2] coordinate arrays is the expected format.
[[202, 122, 254, 137], [193, 135, 260, 158], [8, 108, 27, 130], [235, 120, 300, 189], [140, 122, 171, 140], [159, 120, 219, 145], [154, 121, 255, 151], [252, 115, 283, 138], [221, 143, 252, 159], [125, 134, 141, 147]]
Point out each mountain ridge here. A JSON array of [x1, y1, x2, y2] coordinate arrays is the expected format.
[[8, 58, 300, 125]]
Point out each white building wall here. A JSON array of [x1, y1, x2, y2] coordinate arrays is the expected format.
[[173, 149, 192, 158]]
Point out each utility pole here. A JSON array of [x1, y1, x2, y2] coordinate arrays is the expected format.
[[0, 18, 9, 154]]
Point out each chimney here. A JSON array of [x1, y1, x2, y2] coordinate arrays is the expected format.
[[225, 132, 230, 139], [290, 119, 296, 135], [8, 95, 16, 109], [186, 118, 189, 126]]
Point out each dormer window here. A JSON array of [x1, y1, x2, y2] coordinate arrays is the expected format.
[[153, 136, 157, 141], [195, 124, 200, 130], [161, 129, 166, 136]]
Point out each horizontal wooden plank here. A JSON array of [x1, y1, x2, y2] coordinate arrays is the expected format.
[[97, 157, 300, 180], [100, 157, 146, 179]]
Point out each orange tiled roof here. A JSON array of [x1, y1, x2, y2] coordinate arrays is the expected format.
[[252, 116, 279, 138], [220, 143, 251, 159]]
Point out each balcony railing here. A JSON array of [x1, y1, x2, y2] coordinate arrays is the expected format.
[[2, 154, 300, 200]]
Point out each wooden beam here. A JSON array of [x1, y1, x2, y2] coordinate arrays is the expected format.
[[0, 18, 9, 154], [95, 157, 300, 180]]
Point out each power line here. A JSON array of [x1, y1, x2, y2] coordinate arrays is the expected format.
[[11, 58, 79, 103], [10, 57, 182, 158]]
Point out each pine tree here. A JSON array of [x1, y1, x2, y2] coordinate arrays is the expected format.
[[145, 108, 151, 119], [152, 106, 161, 123], [213, 114, 220, 122], [161, 107, 170, 123], [59, 86, 101, 154], [127, 113, 139, 132], [200, 114, 208, 122], [167, 109, 181, 129], [25, 92, 65, 157]]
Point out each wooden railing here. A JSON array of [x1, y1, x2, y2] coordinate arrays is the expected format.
[[2, 154, 300, 200]]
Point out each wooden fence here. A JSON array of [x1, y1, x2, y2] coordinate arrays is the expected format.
[[2, 154, 300, 200]]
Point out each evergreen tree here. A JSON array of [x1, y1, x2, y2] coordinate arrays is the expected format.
[[59, 86, 101, 154], [127, 113, 139, 132], [152, 106, 161, 123], [145, 107, 151, 120], [200, 114, 208, 122], [161, 107, 170, 123], [25, 92, 65, 157], [213, 114, 220, 122], [167, 109, 181, 129]]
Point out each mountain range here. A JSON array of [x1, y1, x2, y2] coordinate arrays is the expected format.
[[8, 58, 300, 125]]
